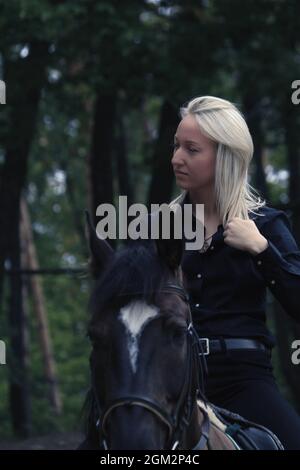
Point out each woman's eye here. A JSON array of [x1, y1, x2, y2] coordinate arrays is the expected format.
[[171, 142, 198, 153]]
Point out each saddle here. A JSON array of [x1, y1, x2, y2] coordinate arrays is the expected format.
[[203, 401, 284, 450]]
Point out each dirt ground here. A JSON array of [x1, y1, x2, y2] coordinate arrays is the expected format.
[[0, 432, 84, 450]]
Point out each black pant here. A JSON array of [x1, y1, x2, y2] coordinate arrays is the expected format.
[[203, 348, 300, 450]]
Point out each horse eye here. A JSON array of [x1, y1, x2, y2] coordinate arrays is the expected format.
[[171, 326, 186, 344]]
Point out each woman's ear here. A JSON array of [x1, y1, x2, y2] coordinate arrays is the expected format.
[[84, 210, 114, 279]]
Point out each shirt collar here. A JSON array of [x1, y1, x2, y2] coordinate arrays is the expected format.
[[179, 192, 261, 247]]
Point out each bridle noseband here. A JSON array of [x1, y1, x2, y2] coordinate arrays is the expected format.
[[91, 282, 210, 450]]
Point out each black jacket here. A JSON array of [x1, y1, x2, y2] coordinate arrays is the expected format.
[[178, 198, 300, 348]]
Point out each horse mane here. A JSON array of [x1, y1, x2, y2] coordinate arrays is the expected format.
[[89, 239, 173, 316]]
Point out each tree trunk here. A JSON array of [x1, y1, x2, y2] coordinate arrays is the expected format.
[[243, 95, 269, 201], [283, 103, 300, 244], [7, 204, 31, 437], [0, 41, 49, 436], [147, 99, 180, 207], [87, 92, 117, 226], [115, 111, 133, 206], [0, 41, 49, 305], [21, 198, 62, 414]]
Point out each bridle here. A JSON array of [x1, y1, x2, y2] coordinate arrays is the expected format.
[[91, 281, 211, 450]]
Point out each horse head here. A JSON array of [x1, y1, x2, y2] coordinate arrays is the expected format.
[[84, 211, 209, 450]]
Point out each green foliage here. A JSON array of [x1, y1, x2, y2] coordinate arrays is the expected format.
[[1, 0, 300, 439]]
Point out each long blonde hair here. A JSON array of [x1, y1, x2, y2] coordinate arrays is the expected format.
[[170, 96, 266, 226]]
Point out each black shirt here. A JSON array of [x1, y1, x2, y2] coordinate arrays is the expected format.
[[179, 196, 300, 349]]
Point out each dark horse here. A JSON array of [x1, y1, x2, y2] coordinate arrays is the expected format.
[[79, 214, 284, 450]]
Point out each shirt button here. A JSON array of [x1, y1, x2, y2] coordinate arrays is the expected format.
[[197, 273, 202, 278], [270, 280, 276, 285], [210, 246, 214, 250], [195, 304, 200, 307], [257, 260, 262, 266]]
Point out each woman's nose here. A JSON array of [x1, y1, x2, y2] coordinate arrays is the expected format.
[[171, 149, 184, 168]]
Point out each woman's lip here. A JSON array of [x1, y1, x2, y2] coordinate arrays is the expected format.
[[175, 170, 188, 175]]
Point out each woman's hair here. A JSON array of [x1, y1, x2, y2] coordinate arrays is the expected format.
[[170, 95, 266, 226]]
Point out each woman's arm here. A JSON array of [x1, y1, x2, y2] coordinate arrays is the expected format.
[[250, 210, 300, 322]]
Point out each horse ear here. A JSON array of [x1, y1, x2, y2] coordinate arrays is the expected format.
[[84, 210, 114, 278], [155, 237, 184, 272], [154, 213, 184, 272]]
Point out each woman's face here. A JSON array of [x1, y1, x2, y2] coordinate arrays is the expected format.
[[171, 114, 217, 191]]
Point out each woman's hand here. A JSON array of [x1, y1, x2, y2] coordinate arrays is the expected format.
[[223, 217, 269, 255]]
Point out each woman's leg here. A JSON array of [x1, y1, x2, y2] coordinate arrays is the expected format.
[[212, 379, 300, 450]]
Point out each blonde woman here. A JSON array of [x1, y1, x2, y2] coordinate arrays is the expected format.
[[170, 95, 300, 449]]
